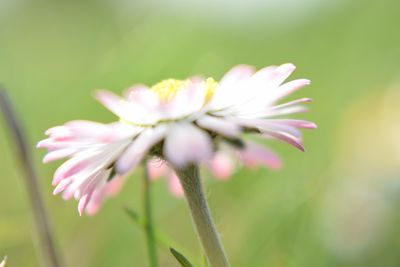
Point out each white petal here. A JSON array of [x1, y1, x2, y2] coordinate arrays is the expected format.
[[161, 81, 206, 119], [96, 90, 160, 125], [116, 126, 167, 174], [219, 64, 255, 88], [95, 90, 128, 118], [209, 65, 255, 110], [164, 123, 213, 168], [196, 115, 241, 137]]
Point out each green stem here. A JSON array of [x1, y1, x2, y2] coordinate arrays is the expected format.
[[0, 88, 63, 267], [142, 161, 159, 267], [175, 165, 231, 267]]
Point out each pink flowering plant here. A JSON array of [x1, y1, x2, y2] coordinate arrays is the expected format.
[[38, 63, 315, 267]]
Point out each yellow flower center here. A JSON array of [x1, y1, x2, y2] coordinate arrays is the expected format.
[[150, 78, 218, 103], [151, 79, 188, 101], [204, 77, 218, 102]]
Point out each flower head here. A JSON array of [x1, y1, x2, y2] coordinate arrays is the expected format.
[[38, 63, 316, 215]]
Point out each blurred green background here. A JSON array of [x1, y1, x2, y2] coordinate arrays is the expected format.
[[1, 0, 400, 266]]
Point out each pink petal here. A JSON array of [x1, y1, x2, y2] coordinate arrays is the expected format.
[[164, 123, 213, 168], [266, 119, 317, 129], [104, 176, 127, 196], [43, 148, 77, 163], [239, 142, 282, 170], [78, 193, 92, 216], [263, 130, 305, 152], [45, 126, 71, 138], [197, 115, 241, 137], [147, 159, 169, 180], [37, 138, 57, 149], [208, 152, 235, 180], [85, 196, 103, 216], [85, 187, 107, 216], [61, 171, 99, 200], [52, 155, 92, 185], [53, 178, 72, 195], [168, 172, 184, 197], [65, 120, 110, 137]]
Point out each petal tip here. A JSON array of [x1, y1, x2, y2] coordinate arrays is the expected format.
[[281, 63, 296, 72]]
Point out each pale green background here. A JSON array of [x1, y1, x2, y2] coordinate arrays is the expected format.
[[1, 0, 400, 266]]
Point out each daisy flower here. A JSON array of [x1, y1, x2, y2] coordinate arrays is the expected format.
[[38, 63, 315, 215]]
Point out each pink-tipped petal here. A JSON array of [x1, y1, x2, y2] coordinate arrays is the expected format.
[[239, 142, 282, 170], [164, 123, 213, 168], [95, 90, 126, 117], [53, 178, 72, 195], [168, 172, 184, 197], [36, 139, 55, 149], [209, 152, 235, 180], [43, 148, 77, 163], [104, 176, 127, 196], [52, 153, 95, 185], [44, 126, 71, 138], [78, 194, 92, 216], [266, 119, 317, 129], [85, 197, 103, 216], [264, 131, 305, 152], [147, 159, 169, 180]]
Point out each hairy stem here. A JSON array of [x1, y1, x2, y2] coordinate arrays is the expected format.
[[142, 160, 159, 267], [0, 88, 63, 267], [175, 165, 230, 267]]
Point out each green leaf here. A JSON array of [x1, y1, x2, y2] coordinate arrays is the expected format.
[[124, 207, 144, 227], [170, 248, 194, 267], [124, 207, 196, 263]]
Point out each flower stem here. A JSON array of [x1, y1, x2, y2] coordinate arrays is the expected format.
[[175, 165, 231, 267], [0, 88, 63, 267], [142, 161, 159, 267]]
